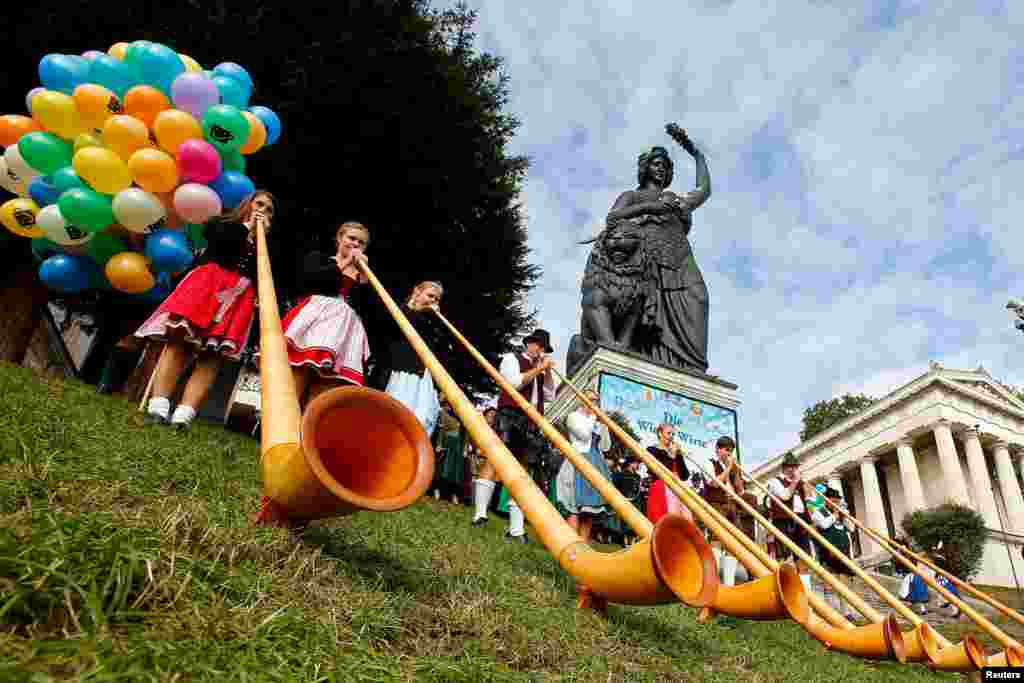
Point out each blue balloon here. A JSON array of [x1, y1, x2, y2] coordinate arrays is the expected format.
[[212, 75, 249, 108], [145, 229, 194, 273], [39, 254, 92, 294], [39, 54, 91, 94], [209, 171, 255, 210], [247, 106, 281, 146], [213, 62, 254, 94], [131, 43, 185, 95], [88, 55, 142, 97], [51, 167, 86, 194], [28, 176, 61, 207]]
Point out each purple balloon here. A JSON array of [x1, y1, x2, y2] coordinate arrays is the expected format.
[[170, 72, 220, 120]]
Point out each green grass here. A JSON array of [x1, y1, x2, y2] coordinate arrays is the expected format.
[[0, 362, 963, 681]]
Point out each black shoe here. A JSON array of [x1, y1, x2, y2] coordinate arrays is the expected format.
[[505, 532, 528, 545], [144, 413, 169, 427], [172, 421, 192, 433], [471, 516, 489, 527]]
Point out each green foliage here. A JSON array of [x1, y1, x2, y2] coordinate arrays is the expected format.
[[901, 503, 988, 581], [800, 393, 876, 442], [1, 0, 538, 398], [0, 364, 965, 680]]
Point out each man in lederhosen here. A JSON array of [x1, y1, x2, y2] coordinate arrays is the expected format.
[[469, 329, 555, 544], [767, 452, 814, 593]]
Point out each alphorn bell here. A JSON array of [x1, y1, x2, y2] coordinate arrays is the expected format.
[[252, 221, 434, 526], [824, 497, 1024, 668], [355, 257, 712, 607]]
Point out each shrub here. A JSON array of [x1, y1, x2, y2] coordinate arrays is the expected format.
[[901, 503, 988, 580]]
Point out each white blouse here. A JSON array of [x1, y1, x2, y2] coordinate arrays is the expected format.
[[565, 409, 612, 454]]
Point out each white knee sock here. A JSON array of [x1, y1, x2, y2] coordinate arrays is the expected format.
[[147, 396, 170, 419], [800, 573, 812, 593], [720, 553, 738, 587], [508, 500, 525, 537], [170, 404, 197, 425], [473, 479, 495, 520]]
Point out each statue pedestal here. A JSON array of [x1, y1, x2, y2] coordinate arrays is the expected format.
[[550, 344, 743, 460]]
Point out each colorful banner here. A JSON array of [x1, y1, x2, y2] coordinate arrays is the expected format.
[[598, 372, 740, 463]]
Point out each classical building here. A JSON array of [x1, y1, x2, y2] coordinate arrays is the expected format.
[[752, 363, 1024, 587]]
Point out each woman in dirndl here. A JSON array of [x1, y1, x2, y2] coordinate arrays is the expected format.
[[135, 191, 276, 430], [645, 423, 692, 523], [368, 280, 447, 436], [281, 221, 371, 407]]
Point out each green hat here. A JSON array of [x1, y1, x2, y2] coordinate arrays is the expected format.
[[781, 452, 799, 468]]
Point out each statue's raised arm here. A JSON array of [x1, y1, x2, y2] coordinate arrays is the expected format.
[[665, 123, 710, 210]]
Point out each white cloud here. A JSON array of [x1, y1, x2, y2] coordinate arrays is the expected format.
[[469, 0, 1024, 466]]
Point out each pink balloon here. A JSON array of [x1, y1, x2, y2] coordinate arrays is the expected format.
[[173, 183, 222, 223], [177, 139, 222, 184]]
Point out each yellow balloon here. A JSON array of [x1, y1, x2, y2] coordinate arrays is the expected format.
[[105, 251, 155, 294], [103, 115, 150, 161], [73, 132, 104, 154], [179, 54, 203, 73], [109, 42, 130, 60], [73, 147, 133, 195], [0, 198, 43, 238], [153, 109, 202, 155], [128, 148, 179, 193], [239, 112, 267, 155], [73, 83, 122, 131], [31, 91, 86, 140]]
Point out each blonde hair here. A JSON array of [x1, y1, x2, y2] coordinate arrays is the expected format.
[[406, 280, 444, 306], [335, 221, 370, 246]]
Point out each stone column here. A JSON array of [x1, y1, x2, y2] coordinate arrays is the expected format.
[[993, 441, 1024, 534], [932, 420, 972, 506], [895, 437, 927, 513], [859, 456, 889, 556], [960, 428, 1000, 527]]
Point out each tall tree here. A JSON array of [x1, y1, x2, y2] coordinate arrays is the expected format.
[[800, 393, 876, 442], [0, 0, 537, 396]]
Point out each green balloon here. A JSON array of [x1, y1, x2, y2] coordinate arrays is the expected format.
[[86, 230, 126, 266], [31, 237, 63, 263], [18, 132, 73, 176], [52, 167, 86, 194], [185, 223, 208, 251], [58, 188, 114, 233], [202, 104, 250, 154], [221, 150, 246, 174]]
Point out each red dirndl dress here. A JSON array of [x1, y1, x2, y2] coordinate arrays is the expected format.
[[280, 275, 370, 385], [646, 463, 693, 524], [135, 247, 257, 361]]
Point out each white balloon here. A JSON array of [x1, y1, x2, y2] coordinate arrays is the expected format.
[[37, 204, 92, 246], [0, 158, 24, 195], [3, 145, 38, 186], [112, 187, 165, 233]]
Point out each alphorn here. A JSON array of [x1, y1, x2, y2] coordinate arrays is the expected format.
[[824, 496, 1024, 667], [252, 221, 435, 526], [687, 454, 985, 670], [354, 258, 711, 607], [433, 308, 806, 619], [553, 369, 987, 671]]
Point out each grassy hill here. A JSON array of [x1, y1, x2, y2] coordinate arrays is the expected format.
[[0, 363, 959, 682]]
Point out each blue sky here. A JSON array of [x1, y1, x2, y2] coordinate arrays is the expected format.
[[467, 0, 1024, 465]]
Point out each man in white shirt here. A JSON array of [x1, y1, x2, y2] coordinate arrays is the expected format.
[[470, 328, 556, 543], [766, 452, 813, 593]]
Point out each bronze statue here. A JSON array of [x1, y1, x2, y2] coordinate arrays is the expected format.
[[567, 123, 711, 377]]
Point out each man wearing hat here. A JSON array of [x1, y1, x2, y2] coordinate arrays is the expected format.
[[470, 329, 556, 543], [767, 452, 814, 593]]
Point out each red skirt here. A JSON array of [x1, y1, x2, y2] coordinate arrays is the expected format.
[[646, 479, 693, 524], [135, 263, 256, 360], [279, 294, 369, 385]]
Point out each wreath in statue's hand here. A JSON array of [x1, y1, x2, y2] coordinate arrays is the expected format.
[[666, 122, 698, 156]]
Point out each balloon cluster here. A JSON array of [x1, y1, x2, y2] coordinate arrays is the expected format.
[[0, 41, 282, 298]]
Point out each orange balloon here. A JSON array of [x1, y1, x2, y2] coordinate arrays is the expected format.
[[239, 112, 267, 155], [109, 42, 130, 60], [123, 86, 170, 128], [128, 148, 179, 193], [152, 109, 202, 155], [73, 83, 122, 130], [105, 251, 155, 294], [0, 115, 42, 147], [103, 115, 150, 161]]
